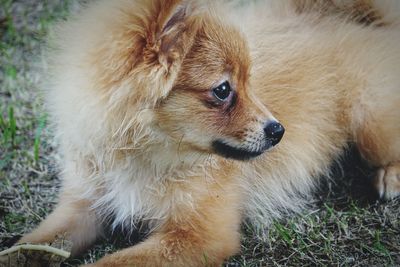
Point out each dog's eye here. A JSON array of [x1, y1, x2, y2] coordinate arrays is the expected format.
[[212, 81, 232, 101]]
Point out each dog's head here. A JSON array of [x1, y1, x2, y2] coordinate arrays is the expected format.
[[95, 0, 284, 161]]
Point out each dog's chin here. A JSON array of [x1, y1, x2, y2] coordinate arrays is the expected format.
[[211, 140, 269, 161]]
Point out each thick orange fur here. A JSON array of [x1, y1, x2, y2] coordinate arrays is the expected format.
[[19, 0, 400, 266]]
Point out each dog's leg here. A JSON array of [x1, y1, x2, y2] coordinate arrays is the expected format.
[[86, 179, 242, 267], [374, 163, 400, 199], [354, 98, 400, 199], [18, 192, 101, 256]]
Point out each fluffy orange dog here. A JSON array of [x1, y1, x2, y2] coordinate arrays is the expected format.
[[20, 0, 400, 266]]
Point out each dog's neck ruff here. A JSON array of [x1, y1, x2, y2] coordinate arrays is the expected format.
[[86, 146, 217, 231]]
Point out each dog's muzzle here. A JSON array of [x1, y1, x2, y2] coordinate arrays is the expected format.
[[212, 121, 285, 161]]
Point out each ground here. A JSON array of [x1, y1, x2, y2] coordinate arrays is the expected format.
[[0, 1, 399, 266]]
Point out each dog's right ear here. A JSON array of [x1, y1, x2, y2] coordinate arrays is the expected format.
[[127, 0, 202, 105], [143, 0, 201, 72]]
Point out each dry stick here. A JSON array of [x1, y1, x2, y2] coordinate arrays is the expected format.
[[0, 244, 71, 258]]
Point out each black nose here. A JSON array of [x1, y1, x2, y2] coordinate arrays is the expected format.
[[264, 121, 285, 146]]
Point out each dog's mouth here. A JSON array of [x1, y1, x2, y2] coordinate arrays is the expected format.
[[212, 140, 272, 161]]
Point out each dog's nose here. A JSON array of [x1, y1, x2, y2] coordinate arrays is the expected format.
[[264, 121, 285, 146]]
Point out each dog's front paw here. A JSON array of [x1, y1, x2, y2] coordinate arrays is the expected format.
[[374, 162, 400, 200]]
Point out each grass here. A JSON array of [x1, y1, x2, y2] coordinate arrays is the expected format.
[[0, 1, 399, 266]]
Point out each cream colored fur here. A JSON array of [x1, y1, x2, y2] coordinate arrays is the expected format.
[[19, 0, 400, 266]]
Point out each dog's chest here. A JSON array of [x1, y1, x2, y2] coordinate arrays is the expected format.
[[92, 160, 197, 229]]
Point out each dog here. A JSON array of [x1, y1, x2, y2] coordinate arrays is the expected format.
[[19, 0, 400, 266]]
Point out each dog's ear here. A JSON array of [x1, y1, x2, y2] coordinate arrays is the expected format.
[[144, 0, 200, 71]]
